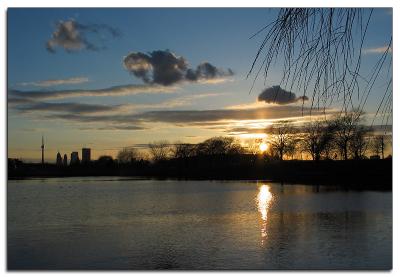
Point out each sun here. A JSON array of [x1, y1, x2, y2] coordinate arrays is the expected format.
[[259, 143, 268, 153]]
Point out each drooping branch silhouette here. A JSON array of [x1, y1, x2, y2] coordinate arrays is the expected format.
[[248, 8, 392, 120]]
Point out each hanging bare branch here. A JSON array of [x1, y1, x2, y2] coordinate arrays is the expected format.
[[248, 8, 392, 121]]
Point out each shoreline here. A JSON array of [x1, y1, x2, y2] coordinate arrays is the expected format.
[[8, 159, 392, 191]]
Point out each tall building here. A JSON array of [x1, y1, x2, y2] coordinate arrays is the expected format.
[[70, 152, 80, 165], [41, 135, 45, 165], [82, 148, 91, 163], [63, 154, 68, 166], [56, 152, 63, 166]]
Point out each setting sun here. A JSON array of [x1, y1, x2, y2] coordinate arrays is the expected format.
[[259, 143, 268, 152]]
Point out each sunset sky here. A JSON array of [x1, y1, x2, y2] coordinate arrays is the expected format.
[[8, 8, 392, 161]]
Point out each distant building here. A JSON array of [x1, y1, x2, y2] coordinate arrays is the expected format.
[[41, 135, 45, 165], [70, 152, 80, 165], [56, 152, 63, 166], [63, 154, 68, 166], [82, 148, 91, 163], [370, 155, 380, 160]]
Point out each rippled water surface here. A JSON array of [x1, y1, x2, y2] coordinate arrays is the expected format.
[[8, 177, 392, 269]]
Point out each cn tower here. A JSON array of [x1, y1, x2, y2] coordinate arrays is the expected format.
[[41, 135, 45, 165]]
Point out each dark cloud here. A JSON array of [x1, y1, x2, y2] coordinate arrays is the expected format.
[[41, 112, 144, 131], [8, 97, 33, 106], [14, 102, 122, 115], [78, 125, 145, 131], [41, 105, 327, 127], [123, 50, 234, 86], [8, 84, 174, 100], [258, 85, 309, 105], [10, 93, 331, 132], [138, 106, 321, 123], [46, 19, 121, 53]]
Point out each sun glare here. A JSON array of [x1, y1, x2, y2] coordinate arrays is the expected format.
[[257, 184, 273, 244], [259, 143, 268, 152]]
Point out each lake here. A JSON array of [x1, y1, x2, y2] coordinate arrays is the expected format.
[[7, 177, 392, 270]]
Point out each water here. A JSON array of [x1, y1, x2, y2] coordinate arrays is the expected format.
[[7, 177, 392, 270]]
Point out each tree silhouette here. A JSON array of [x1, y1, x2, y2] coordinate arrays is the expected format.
[[301, 120, 335, 161], [332, 110, 365, 160], [96, 155, 115, 167], [371, 135, 386, 159], [172, 142, 196, 159], [117, 147, 139, 164], [349, 125, 370, 159], [149, 140, 171, 162], [195, 137, 244, 156], [267, 121, 296, 160]]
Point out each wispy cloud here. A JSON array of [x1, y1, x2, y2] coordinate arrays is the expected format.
[[136, 106, 324, 124], [123, 50, 234, 86], [11, 92, 221, 115], [17, 77, 89, 87], [14, 102, 124, 115], [10, 86, 333, 133], [225, 101, 269, 110], [362, 45, 392, 55], [9, 84, 176, 100], [34, 105, 332, 131], [46, 19, 121, 53]]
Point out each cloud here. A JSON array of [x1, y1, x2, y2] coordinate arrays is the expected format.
[[225, 101, 269, 110], [10, 89, 332, 132], [123, 50, 233, 86], [8, 97, 33, 106], [362, 45, 392, 55], [46, 19, 121, 53], [9, 84, 176, 100], [14, 102, 124, 115], [40, 105, 324, 126], [17, 77, 89, 87], [10, 92, 221, 116], [137, 105, 321, 124], [258, 85, 308, 105], [185, 62, 234, 82]]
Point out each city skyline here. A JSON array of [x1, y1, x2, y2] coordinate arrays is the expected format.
[[8, 8, 392, 161]]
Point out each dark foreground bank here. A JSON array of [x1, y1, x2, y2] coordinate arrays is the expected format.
[[8, 156, 392, 190]]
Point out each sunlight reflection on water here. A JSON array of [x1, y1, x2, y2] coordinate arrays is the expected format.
[[256, 183, 274, 245]]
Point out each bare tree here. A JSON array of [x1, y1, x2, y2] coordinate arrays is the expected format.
[[285, 138, 299, 160], [173, 142, 196, 159], [195, 137, 244, 156], [333, 110, 364, 160], [268, 121, 296, 160], [117, 147, 139, 164], [246, 138, 264, 155], [370, 135, 386, 159], [349, 126, 370, 159], [148, 140, 171, 162], [302, 120, 335, 161]]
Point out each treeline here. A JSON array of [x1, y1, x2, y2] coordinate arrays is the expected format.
[[8, 111, 392, 188], [113, 110, 391, 164]]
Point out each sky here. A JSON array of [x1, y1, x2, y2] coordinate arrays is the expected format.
[[7, 8, 392, 161]]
